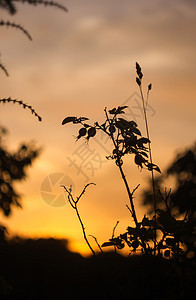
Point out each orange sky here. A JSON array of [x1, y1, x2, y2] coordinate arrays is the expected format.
[[0, 0, 196, 255]]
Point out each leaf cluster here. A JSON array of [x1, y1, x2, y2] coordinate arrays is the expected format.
[[102, 189, 195, 260], [62, 107, 161, 173]]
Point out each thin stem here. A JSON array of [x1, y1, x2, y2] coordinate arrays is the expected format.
[[139, 85, 157, 254], [75, 203, 95, 255], [118, 163, 139, 227], [104, 108, 139, 228], [76, 183, 96, 203], [111, 221, 119, 253]]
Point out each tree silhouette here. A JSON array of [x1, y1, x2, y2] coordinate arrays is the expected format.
[[142, 143, 196, 217], [0, 126, 40, 216]]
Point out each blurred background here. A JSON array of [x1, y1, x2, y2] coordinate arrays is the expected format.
[[0, 0, 195, 255]]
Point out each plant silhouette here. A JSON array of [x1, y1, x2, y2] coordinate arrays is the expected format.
[[142, 143, 196, 216], [0, 126, 40, 216], [62, 63, 195, 261]]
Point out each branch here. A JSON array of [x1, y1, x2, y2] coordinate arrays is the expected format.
[[112, 220, 119, 240], [13, 0, 68, 12], [0, 98, 42, 121], [0, 20, 32, 40], [75, 203, 95, 255], [131, 184, 140, 197], [0, 62, 9, 76], [76, 182, 96, 203]]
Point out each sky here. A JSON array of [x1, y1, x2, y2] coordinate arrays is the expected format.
[[0, 0, 195, 255]]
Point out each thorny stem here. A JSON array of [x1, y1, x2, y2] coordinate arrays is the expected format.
[[75, 203, 95, 256], [103, 109, 148, 254], [139, 85, 157, 254], [62, 184, 95, 256], [118, 163, 139, 227], [104, 108, 139, 228]]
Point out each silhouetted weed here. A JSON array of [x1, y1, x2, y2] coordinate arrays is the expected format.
[[62, 63, 195, 262]]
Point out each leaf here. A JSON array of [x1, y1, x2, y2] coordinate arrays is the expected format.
[[131, 127, 141, 136], [115, 107, 126, 114], [129, 120, 138, 127], [129, 147, 138, 154], [140, 151, 148, 158], [147, 163, 161, 173], [117, 105, 128, 112], [109, 106, 128, 115], [135, 154, 146, 167], [62, 116, 77, 125], [108, 108, 116, 114], [137, 137, 150, 148], [79, 117, 89, 122], [154, 165, 161, 173], [138, 137, 150, 144], [118, 118, 130, 128], [101, 241, 115, 247]]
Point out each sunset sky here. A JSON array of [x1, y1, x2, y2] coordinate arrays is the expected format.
[[0, 0, 195, 255]]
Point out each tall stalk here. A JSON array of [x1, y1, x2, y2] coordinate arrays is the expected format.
[[136, 62, 157, 254]]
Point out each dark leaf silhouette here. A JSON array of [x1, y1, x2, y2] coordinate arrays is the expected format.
[[62, 116, 77, 125]]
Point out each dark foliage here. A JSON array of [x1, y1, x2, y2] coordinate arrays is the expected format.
[[142, 143, 196, 217], [102, 196, 196, 260], [0, 237, 195, 299], [0, 126, 40, 216]]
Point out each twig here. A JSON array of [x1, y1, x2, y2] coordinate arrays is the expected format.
[[13, 0, 68, 12], [0, 62, 9, 76], [112, 221, 119, 240], [159, 188, 171, 211], [89, 235, 103, 253], [111, 221, 119, 253], [0, 20, 32, 40], [126, 184, 140, 220], [61, 184, 95, 256], [0, 98, 42, 121], [126, 205, 133, 216]]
